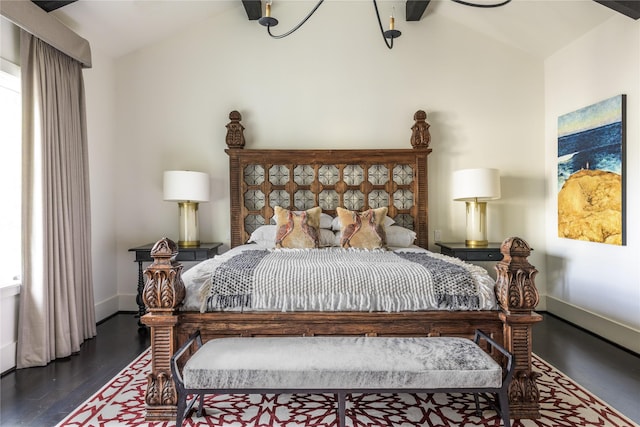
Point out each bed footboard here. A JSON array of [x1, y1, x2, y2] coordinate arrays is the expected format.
[[141, 236, 541, 421]]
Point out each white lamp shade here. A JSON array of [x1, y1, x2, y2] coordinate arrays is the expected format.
[[163, 171, 210, 202], [452, 168, 501, 201]]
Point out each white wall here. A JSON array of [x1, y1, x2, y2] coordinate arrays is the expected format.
[[83, 46, 119, 322], [16, 0, 640, 357], [544, 16, 640, 353], [4, 0, 634, 364], [111, 3, 547, 310]]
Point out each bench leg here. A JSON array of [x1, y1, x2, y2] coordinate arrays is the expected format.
[[175, 392, 187, 427], [197, 392, 206, 417], [498, 390, 511, 427], [474, 393, 482, 417], [336, 392, 347, 427], [176, 391, 201, 426]]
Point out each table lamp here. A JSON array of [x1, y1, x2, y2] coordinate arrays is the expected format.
[[452, 168, 501, 247], [163, 170, 210, 247]]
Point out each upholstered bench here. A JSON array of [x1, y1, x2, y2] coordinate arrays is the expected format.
[[171, 330, 513, 427]]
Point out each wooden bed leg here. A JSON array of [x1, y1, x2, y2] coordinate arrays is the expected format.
[[494, 237, 542, 419], [140, 238, 185, 421]]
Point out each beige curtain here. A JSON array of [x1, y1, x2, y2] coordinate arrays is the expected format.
[[17, 30, 96, 368]]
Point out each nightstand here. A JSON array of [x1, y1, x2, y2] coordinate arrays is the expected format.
[[129, 242, 222, 330], [435, 242, 503, 262]]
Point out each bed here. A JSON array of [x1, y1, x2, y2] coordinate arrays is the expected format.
[[140, 110, 542, 421]]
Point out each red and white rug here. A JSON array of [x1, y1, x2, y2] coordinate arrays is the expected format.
[[57, 348, 638, 427]]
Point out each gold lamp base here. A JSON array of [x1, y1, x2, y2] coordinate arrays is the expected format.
[[177, 201, 200, 247], [465, 201, 488, 247], [465, 239, 489, 247]]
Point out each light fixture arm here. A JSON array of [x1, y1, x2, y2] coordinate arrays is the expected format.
[[450, 0, 512, 8], [372, 0, 400, 50], [259, 0, 325, 39], [256, 0, 510, 47]]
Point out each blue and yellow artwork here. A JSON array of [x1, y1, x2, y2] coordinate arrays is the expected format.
[[557, 95, 625, 245]]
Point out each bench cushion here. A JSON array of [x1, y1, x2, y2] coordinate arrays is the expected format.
[[183, 336, 502, 390]]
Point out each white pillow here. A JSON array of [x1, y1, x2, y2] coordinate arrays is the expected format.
[[385, 225, 417, 247], [331, 214, 395, 231], [320, 213, 333, 229], [319, 228, 338, 247], [248, 225, 337, 248], [248, 225, 277, 248]]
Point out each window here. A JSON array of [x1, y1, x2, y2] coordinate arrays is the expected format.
[[0, 59, 21, 286]]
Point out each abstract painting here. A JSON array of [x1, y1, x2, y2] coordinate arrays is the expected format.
[[557, 94, 626, 245]]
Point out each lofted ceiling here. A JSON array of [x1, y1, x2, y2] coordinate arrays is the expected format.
[[34, 0, 637, 59]]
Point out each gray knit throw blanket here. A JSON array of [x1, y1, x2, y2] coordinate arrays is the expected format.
[[201, 248, 480, 313]]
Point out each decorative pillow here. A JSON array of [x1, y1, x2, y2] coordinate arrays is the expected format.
[[249, 224, 336, 248], [385, 225, 417, 247], [331, 213, 395, 231], [336, 207, 387, 249], [274, 206, 321, 248]]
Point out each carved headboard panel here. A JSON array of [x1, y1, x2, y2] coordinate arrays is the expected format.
[[224, 110, 432, 248]]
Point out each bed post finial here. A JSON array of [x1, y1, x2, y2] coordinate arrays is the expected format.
[[226, 110, 245, 149], [411, 110, 430, 149], [142, 238, 184, 309], [495, 237, 539, 313]]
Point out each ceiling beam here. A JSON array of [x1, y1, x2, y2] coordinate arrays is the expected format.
[[242, 0, 262, 20], [593, 0, 640, 20], [31, 1, 77, 13], [406, 0, 431, 21]]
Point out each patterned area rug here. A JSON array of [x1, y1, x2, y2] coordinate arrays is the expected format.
[[57, 348, 638, 427]]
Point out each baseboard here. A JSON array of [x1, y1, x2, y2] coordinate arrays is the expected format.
[[118, 293, 139, 313], [94, 295, 120, 323], [96, 294, 141, 323], [546, 296, 640, 354]]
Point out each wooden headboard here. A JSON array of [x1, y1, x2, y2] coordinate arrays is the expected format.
[[224, 110, 433, 248]]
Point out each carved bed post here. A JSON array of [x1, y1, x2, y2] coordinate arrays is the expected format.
[[411, 110, 431, 248], [226, 110, 246, 247], [140, 238, 185, 421], [495, 237, 542, 419]]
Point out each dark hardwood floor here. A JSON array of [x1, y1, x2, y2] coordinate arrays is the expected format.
[[0, 313, 149, 426], [532, 312, 640, 424], [1, 312, 639, 426]]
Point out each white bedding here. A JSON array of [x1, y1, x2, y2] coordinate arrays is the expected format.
[[180, 245, 498, 312]]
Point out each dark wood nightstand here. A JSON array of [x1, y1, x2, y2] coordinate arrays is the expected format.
[[435, 242, 503, 262], [129, 242, 222, 330]]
